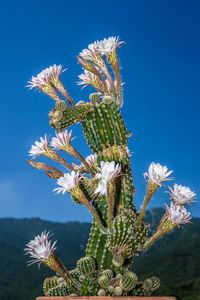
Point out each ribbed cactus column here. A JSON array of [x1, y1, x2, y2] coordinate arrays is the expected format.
[[49, 100, 147, 273], [81, 102, 145, 271]]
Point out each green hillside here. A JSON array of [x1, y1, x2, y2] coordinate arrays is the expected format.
[[0, 208, 199, 300]]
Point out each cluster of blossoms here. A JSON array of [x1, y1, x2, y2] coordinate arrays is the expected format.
[[28, 132, 121, 197], [29, 130, 74, 158], [77, 36, 124, 106], [27, 36, 124, 107], [144, 162, 195, 227], [25, 156, 196, 263], [25, 37, 197, 270], [29, 132, 195, 228], [79, 36, 124, 59], [53, 161, 121, 197]]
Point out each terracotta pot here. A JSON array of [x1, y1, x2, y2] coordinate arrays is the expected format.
[[37, 297, 177, 300]]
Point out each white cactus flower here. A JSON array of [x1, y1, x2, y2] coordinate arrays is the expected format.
[[79, 42, 99, 60], [27, 65, 64, 89], [46, 64, 65, 82], [50, 130, 75, 150], [77, 70, 99, 88], [94, 161, 121, 196], [166, 202, 192, 225], [27, 70, 49, 90], [81, 154, 98, 171], [96, 36, 124, 55], [144, 162, 173, 186], [77, 70, 104, 93], [85, 154, 98, 167], [24, 231, 57, 265], [29, 135, 50, 158], [169, 184, 196, 205], [54, 171, 81, 194]]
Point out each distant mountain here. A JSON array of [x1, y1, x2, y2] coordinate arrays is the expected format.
[[0, 208, 200, 300], [0, 218, 90, 300]]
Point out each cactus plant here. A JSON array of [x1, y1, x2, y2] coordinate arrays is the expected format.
[[25, 36, 196, 297]]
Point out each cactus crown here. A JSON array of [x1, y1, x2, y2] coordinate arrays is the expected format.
[[25, 36, 196, 297]]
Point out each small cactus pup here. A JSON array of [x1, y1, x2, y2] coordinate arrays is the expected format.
[[25, 36, 197, 297]]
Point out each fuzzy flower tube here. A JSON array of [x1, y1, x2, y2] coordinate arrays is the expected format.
[[25, 36, 196, 297]]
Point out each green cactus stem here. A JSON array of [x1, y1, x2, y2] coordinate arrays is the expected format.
[[77, 256, 96, 276], [120, 272, 138, 291], [27, 38, 171, 297], [49, 102, 93, 130], [43, 276, 71, 296]]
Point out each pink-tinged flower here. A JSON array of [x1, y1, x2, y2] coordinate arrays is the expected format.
[[77, 70, 98, 87], [46, 64, 65, 82], [24, 231, 57, 265], [27, 70, 49, 90], [79, 42, 99, 60], [29, 135, 50, 158], [169, 184, 196, 205], [77, 70, 104, 93], [105, 79, 118, 94], [94, 161, 121, 196], [166, 202, 192, 225], [53, 171, 81, 194], [81, 154, 98, 171], [144, 162, 173, 186], [29, 64, 74, 106], [27, 66, 62, 101], [27, 65, 64, 89], [96, 36, 125, 55], [50, 130, 75, 151], [86, 154, 97, 166]]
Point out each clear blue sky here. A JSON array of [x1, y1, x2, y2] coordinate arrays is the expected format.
[[0, 0, 199, 222]]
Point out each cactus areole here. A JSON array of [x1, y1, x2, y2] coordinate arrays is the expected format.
[[25, 36, 195, 298]]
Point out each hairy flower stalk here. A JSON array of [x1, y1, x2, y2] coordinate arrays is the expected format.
[[51, 130, 94, 175], [137, 162, 173, 225], [54, 172, 106, 233], [97, 37, 125, 106], [24, 232, 77, 292], [144, 202, 192, 249], [29, 135, 73, 171], [95, 161, 121, 232], [46, 65, 74, 107], [77, 56, 108, 93], [26, 159, 63, 178], [78, 70, 105, 94], [79, 44, 116, 99], [94, 56, 116, 98]]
